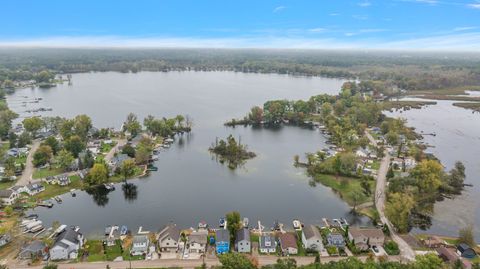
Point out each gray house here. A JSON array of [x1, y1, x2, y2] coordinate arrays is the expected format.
[[327, 233, 346, 248], [0, 233, 12, 247], [49, 227, 84, 260], [157, 224, 180, 253], [259, 235, 276, 254], [19, 240, 48, 260], [235, 228, 251, 253], [301, 225, 324, 252], [131, 235, 150, 256]]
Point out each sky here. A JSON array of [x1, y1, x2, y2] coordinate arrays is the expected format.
[[1, 0, 480, 50]]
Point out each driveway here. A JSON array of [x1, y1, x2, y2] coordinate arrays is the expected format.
[[15, 140, 41, 186]]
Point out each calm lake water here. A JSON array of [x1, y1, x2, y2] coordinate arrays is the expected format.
[[8, 71, 375, 238], [385, 99, 480, 241]]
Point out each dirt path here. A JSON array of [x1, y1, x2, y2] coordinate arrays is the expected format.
[[104, 138, 127, 162], [15, 140, 41, 186]]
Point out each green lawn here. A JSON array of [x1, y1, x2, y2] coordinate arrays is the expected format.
[[295, 231, 306, 256], [0, 179, 14, 190], [33, 167, 64, 179], [34, 176, 83, 200], [15, 154, 27, 166], [105, 240, 124, 261], [85, 240, 105, 262], [101, 141, 117, 153], [312, 174, 373, 206]]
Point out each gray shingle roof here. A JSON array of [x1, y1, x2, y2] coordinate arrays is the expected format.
[[158, 224, 180, 242], [303, 225, 321, 240], [54, 227, 81, 246], [235, 228, 250, 243], [0, 189, 13, 198]]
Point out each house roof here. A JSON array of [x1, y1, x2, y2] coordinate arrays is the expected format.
[[235, 228, 250, 243], [259, 235, 275, 249], [303, 225, 321, 240], [189, 232, 207, 244], [279, 233, 297, 249], [216, 229, 230, 243], [26, 183, 43, 191], [437, 246, 459, 262], [158, 224, 180, 242], [327, 233, 345, 242], [349, 227, 384, 239], [20, 240, 47, 254], [54, 227, 81, 247], [0, 189, 14, 198], [132, 235, 149, 244], [112, 154, 131, 165]]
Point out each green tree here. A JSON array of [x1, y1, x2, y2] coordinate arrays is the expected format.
[[226, 211, 242, 244], [23, 116, 44, 136], [42, 136, 60, 154], [73, 114, 92, 139], [4, 157, 16, 177], [458, 225, 475, 247], [86, 163, 108, 185], [218, 253, 255, 269], [17, 132, 31, 148], [248, 106, 264, 124], [4, 206, 13, 215], [121, 144, 136, 157], [385, 192, 415, 233], [413, 253, 444, 269], [64, 135, 85, 158], [35, 70, 54, 83], [56, 149, 74, 171], [411, 160, 444, 194], [33, 145, 53, 167], [123, 113, 142, 137], [120, 159, 136, 182]]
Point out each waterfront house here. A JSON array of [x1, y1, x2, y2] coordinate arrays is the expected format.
[[437, 246, 470, 268], [348, 227, 384, 251], [423, 236, 444, 248], [259, 235, 276, 254], [157, 224, 180, 253], [279, 233, 298, 255], [109, 154, 133, 171], [0, 233, 11, 247], [49, 227, 84, 260], [404, 157, 417, 170], [215, 229, 230, 254], [355, 148, 370, 158], [187, 231, 207, 254], [19, 240, 49, 260], [235, 228, 251, 253], [25, 183, 45, 196], [57, 175, 71, 186], [131, 235, 150, 256], [327, 233, 346, 248], [0, 189, 18, 205], [457, 243, 477, 259], [301, 225, 324, 251]]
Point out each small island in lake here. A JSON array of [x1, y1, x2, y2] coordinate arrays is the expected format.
[[209, 135, 256, 169]]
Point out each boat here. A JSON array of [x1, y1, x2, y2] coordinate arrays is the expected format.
[[24, 214, 38, 220], [104, 183, 115, 190], [219, 218, 226, 228], [70, 189, 76, 197], [164, 138, 174, 143], [243, 218, 249, 228], [54, 196, 62, 203], [151, 155, 159, 161], [293, 219, 303, 231], [120, 225, 128, 235], [147, 165, 158, 171], [29, 225, 44, 233], [198, 221, 208, 230], [105, 225, 112, 235], [340, 218, 349, 226], [162, 144, 170, 149], [38, 201, 54, 208]]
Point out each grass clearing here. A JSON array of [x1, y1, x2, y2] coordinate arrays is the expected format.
[[312, 174, 373, 206], [33, 167, 64, 179]]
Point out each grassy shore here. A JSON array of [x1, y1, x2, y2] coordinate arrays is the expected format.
[[383, 100, 437, 110], [311, 174, 373, 206], [411, 86, 480, 96], [453, 102, 480, 112]]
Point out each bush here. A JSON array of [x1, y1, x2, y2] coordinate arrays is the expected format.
[[384, 240, 400, 255]]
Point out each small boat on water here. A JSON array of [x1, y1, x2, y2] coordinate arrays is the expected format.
[[164, 138, 174, 143], [219, 218, 226, 228], [104, 183, 115, 190], [120, 225, 128, 235], [243, 218, 249, 228], [25, 214, 38, 220], [293, 219, 303, 231], [147, 165, 158, 171], [70, 189, 76, 197], [105, 225, 112, 235], [162, 144, 170, 149], [54, 196, 62, 203]]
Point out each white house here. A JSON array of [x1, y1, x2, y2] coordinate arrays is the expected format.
[[131, 235, 150, 256], [187, 231, 207, 254], [0, 189, 18, 205], [404, 157, 417, 170], [49, 227, 84, 260], [25, 183, 45, 196], [157, 224, 180, 253], [235, 228, 251, 253], [301, 225, 324, 252]]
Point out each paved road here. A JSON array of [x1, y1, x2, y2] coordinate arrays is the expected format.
[[365, 131, 416, 262], [11, 255, 401, 269], [15, 140, 41, 186], [104, 139, 127, 162]]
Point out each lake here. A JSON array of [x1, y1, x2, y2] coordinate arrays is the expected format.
[[385, 99, 480, 241], [7, 71, 374, 237]]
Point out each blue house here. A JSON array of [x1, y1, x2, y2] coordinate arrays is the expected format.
[[215, 229, 230, 254]]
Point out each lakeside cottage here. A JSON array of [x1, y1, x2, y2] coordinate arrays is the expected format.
[[131, 235, 150, 256], [49, 227, 84, 260], [0, 189, 18, 205], [279, 233, 298, 255], [235, 228, 251, 253], [348, 227, 385, 251], [437, 246, 472, 269], [259, 235, 276, 254], [457, 243, 477, 259], [157, 224, 180, 253], [215, 229, 230, 254], [301, 225, 324, 251], [19, 240, 49, 260], [327, 233, 346, 249], [187, 231, 207, 254], [25, 183, 45, 196]]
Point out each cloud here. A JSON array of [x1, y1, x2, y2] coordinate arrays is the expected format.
[[400, 0, 439, 4], [273, 6, 286, 13], [358, 1, 372, 7], [308, 28, 327, 33], [453, 26, 477, 31], [467, 1, 480, 9], [1, 32, 480, 51], [329, 13, 340, 16]]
